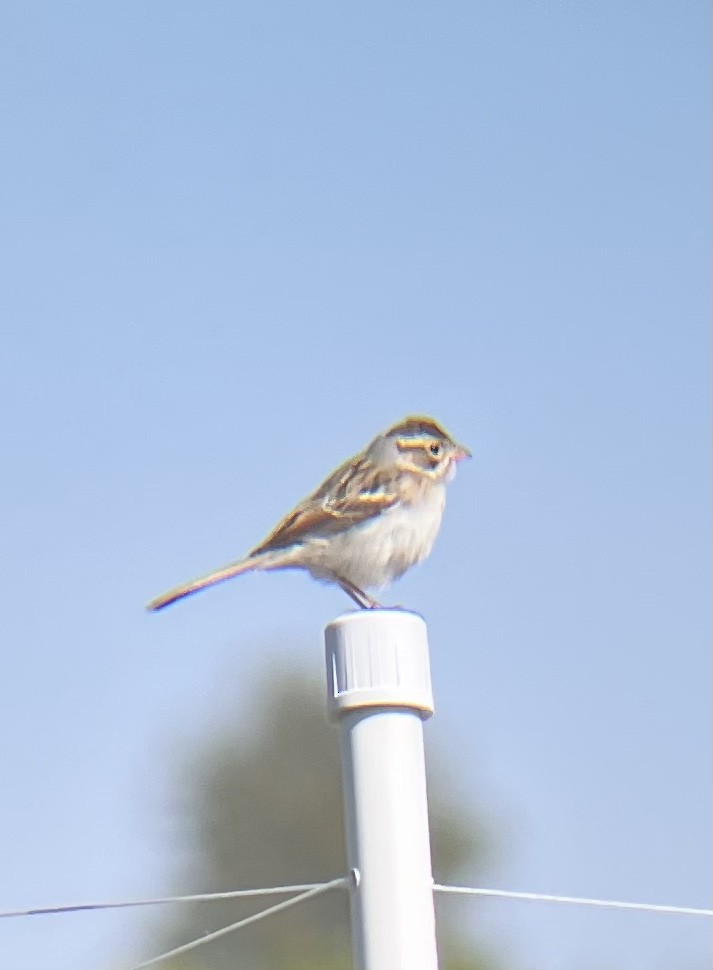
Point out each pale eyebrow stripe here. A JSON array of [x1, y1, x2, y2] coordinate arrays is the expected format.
[[396, 436, 440, 451]]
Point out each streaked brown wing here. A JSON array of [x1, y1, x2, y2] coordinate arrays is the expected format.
[[250, 456, 400, 554]]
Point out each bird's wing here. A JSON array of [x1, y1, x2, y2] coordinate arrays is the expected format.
[[147, 458, 400, 612], [251, 456, 400, 554]]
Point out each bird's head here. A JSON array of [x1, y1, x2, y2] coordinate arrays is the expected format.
[[370, 415, 471, 482]]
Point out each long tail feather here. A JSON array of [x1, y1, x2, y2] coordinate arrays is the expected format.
[[147, 557, 260, 611]]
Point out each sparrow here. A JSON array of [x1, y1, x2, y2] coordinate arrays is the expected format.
[[147, 415, 470, 612]]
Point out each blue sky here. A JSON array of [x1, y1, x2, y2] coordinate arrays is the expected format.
[[0, 2, 710, 968]]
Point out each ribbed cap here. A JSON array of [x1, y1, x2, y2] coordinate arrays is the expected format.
[[324, 610, 434, 718]]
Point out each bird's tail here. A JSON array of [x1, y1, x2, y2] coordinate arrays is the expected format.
[[147, 554, 272, 612]]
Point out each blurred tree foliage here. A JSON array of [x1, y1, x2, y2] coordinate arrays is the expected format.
[[140, 660, 498, 970]]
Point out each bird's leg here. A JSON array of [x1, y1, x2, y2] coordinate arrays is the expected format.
[[335, 576, 384, 610]]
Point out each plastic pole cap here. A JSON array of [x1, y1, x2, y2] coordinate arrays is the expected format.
[[325, 610, 434, 719]]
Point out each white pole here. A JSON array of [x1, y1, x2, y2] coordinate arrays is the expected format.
[[324, 610, 439, 970]]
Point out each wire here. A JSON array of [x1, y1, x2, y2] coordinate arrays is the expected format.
[[0, 883, 333, 920], [434, 884, 713, 918], [118, 877, 349, 970], [3, 879, 710, 923]]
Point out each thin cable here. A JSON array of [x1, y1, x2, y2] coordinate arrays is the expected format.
[[3, 878, 708, 926], [119, 877, 349, 970], [434, 884, 713, 918], [0, 882, 332, 919]]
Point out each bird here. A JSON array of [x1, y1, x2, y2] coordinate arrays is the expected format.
[[147, 415, 471, 612]]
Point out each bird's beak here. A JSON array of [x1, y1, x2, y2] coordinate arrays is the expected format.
[[452, 443, 472, 461]]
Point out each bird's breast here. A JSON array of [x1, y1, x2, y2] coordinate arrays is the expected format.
[[304, 481, 447, 590]]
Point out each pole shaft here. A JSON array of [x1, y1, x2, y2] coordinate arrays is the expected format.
[[325, 611, 439, 970]]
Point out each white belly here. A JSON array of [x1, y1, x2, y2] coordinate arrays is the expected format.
[[302, 485, 446, 590]]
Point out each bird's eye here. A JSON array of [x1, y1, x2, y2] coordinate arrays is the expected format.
[[429, 442, 441, 456]]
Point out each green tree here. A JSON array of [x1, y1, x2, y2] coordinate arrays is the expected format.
[[141, 660, 498, 969]]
